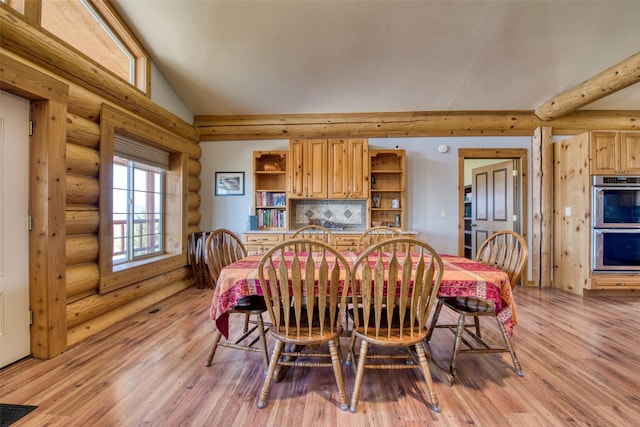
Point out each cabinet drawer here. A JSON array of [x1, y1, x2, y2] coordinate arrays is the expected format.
[[335, 234, 360, 251], [243, 233, 283, 245], [245, 245, 265, 256], [590, 275, 640, 290], [334, 235, 359, 245]]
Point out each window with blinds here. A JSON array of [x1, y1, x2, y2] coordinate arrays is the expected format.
[[112, 135, 168, 264]]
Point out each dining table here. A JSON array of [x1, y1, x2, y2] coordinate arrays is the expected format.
[[209, 252, 517, 341]]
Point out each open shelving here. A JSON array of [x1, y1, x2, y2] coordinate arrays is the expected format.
[[463, 185, 472, 258], [253, 151, 287, 229], [369, 150, 406, 229]]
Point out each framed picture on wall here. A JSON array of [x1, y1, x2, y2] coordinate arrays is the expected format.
[[215, 172, 245, 196]]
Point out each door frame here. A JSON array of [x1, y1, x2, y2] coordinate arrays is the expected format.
[[457, 148, 528, 265], [1, 54, 69, 358]]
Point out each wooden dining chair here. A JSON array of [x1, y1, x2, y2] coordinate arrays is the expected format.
[[348, 237, 443, 413], [427, 230, 527, 380], [356, 225, 401, 252], [291, 224, 337, 247], [256, 239, 350, 411], [188, 231, 212, 288], [204, 229, 269, 369]]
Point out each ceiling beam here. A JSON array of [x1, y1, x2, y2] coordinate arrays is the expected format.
[[194, 110, 639, 141], [535, 52, 640, 121]]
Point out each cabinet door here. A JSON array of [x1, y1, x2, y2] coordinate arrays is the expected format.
[[621, 132, 640, 174], [348, 138, 369, 198], [328, 139, 349, 198], [306, 139, 328, 198], [328, 138, 369, 198], [590, 131, 620, 174], [288, 139, 306, 197]]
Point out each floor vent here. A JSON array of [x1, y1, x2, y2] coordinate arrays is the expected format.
[[148, 305, 169, 314]]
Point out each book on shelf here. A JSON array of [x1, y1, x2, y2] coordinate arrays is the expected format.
[[255, 191, 286, 207], [256, 208, 286, 228]]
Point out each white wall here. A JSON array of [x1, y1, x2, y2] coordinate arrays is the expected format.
[[150, 62, 194, 124], [200, 140, 289, 237], [200, 136, 531, 255]]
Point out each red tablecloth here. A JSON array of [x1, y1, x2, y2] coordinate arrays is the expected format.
[[210, 253, 516, 339]]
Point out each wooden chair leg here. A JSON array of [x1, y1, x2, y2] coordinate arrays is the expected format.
[[205, 331, 223, 367], [450, 313, 466, 379], [258, 339, 284, 409], [496, 318, 524, 377], [243, 313, 250, 333], [474, 315, 482, 338], [346, 331, 357, 365], [256, 313, 270, 370], [349, 339, 369, 413], [426, 299, 444, 342], [414, 342, 441, 413], [328, 339, 348, 411]]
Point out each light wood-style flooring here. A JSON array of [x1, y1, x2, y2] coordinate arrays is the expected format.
[[2, 286, 640, 426]]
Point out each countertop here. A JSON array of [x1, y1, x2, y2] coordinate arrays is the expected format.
[[244, 229, 418, 235]]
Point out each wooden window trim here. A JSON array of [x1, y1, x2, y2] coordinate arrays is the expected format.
[[99, 104, 187, 293], [13, 0, 150, 94], [87, 0, 150, 94]]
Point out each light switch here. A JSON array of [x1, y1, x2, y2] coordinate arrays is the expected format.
[[441, 209, 447, 219], [565, 207, 571, 216]]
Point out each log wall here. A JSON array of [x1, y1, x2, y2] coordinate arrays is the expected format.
[[61, 83, 204, 346], [1, 5, 204, 355]]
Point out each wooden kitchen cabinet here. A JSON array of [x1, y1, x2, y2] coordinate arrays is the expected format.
[[554, 131, 640, 295], [288, 139, 328, 198], [328, 138, 369, 198], [333, 234, 360, 252], [253, 150, 287, 229], [288, 138, 369, 199], [590, 275, 640, 291], [242, 232, 284, 255], [369, 149, 406, 230], [590, 131, 640, 175]]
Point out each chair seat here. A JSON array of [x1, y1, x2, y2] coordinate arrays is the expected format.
[[441, 296, 495, 314], [230, 295, 267, 312]]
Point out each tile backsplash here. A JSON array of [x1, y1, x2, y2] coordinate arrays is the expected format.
[[290, 199, 367, 230]]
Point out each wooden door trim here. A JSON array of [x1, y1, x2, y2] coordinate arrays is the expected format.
[[1, 52, 69, 358], [458, 149, 528, 283]]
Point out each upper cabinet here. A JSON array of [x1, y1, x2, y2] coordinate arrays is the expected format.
[[288, 138, 369, 199], [288, 139, 328, 198], [328, 138, 369, 198], [591, 131, 640, 175]]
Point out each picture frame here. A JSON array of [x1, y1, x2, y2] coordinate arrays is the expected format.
[[215, 172, 244, 196]]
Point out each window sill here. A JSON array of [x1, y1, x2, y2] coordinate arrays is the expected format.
[[100, 253, 188, 293]]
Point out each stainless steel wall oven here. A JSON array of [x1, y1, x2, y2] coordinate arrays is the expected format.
[[592, 176, 640, 272]]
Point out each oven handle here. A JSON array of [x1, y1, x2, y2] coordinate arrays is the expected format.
[[593, 228, 640, 233], [593, 186, 640, 191]]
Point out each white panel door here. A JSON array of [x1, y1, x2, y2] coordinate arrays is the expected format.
[[471, 160, 514, 258], [0, 90, 30, 367]]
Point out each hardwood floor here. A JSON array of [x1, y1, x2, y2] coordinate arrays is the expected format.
[[2, 286, 640, 426]]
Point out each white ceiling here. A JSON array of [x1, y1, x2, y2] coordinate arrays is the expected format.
[[111, 0, 640, 117]]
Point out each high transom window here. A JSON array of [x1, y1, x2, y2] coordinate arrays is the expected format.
[[6, 0, 150, 93]]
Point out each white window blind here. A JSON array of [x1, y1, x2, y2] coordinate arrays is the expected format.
[[114, 134, 169, 169]]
